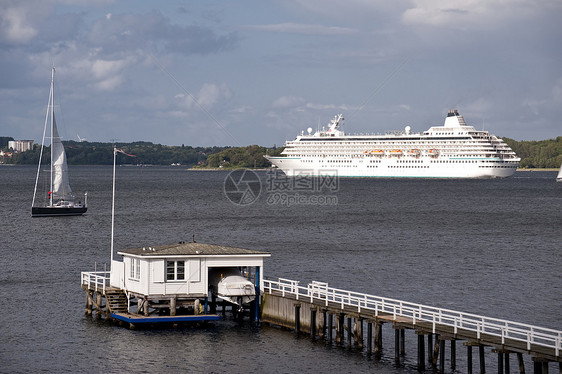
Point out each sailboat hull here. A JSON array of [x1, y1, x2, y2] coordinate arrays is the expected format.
[[32, 206, 87, 217]]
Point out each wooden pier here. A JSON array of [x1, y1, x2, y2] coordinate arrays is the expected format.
[[261, 278, 561, 374], [81, 271, 228, 329], [80, 266, 560, 373]]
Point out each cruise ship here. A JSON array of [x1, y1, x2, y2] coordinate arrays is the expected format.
[[265, 110, 520, 178]]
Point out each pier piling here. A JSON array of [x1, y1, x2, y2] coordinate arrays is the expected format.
[[417, 333, 426, 371], [374, 322, 382, 354], [400, 329, 405, 355], [337, 313, 344, 345], [355, 318, 364, 348], [95, 293, 102, 319], [451, 340, 456, 370], [428, 334, 434, 363], [517, 353, 525, 373], [498, 351, 504, 374], [347, 316, 352, 348], [395, 328, 400, 362], [310, 308, 317, 339], [294, 303, 301, 333], [479, 345, 486, 374], [170, 297, 176, 316], [468, 345, 473, 374], [440, 339, 445, 374], [433, 334, 440, 367], [328, 312, 333, 342], [85, 292, 93, 316], [321, 309, 327, 339], [367, 322, 373, 354]]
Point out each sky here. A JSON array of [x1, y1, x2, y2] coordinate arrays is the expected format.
[[1, 0, 561, 147]]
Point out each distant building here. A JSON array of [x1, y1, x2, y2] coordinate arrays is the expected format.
[[8, 140, 34, 152]]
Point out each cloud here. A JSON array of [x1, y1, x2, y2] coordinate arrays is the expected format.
[[401, 0, 557, 28], [91, 58, 132, 79], [94, 75, 124, 91], [285, 0, 406, 21], [246, 23, 357, 36], [272, 96, 306, 108], [57, 56, 137, 91], [304, 102, 355, 111], [230, 105, 255, 114], [196, 83, 233, 108], [177, 83, 233, 111], [0, 3, 39, 44], [88, 10, 238, 56]]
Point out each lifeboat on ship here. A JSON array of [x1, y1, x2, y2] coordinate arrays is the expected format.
[[389, 150, 403, 157], [370, 149, 385, 156], [427, 149, 439, 158], [408, 149, 421, 158]]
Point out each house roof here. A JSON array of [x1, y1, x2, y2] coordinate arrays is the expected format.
[[117, 242, 270, 258]]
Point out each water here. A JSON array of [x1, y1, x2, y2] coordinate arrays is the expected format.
[[1, 166, 560, 373]]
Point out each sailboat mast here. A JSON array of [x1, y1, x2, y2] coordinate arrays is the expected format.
[[49, 67, 55, 207], [32, 74, 52, 209]]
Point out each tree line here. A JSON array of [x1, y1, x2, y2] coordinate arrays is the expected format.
[[2, 140, 283, 168], [502, 136, 562, 168], [1, 137, 560, 168]]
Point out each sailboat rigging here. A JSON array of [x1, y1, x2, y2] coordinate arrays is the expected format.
[[31, 67, 87, 217]]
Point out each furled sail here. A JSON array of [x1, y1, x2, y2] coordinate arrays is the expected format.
[[51, 113, 73, 201]]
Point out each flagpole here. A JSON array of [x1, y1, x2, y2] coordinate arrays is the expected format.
[[111, 147, 116, 263]]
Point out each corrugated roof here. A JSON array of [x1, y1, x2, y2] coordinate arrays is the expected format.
[[117, 242, 270, 257]]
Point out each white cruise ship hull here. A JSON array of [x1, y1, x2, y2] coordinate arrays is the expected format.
[[267, 156, 517, 178], [267, 110, 520, 179]]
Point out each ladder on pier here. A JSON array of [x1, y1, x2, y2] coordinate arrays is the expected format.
[[104, 287, 128, 314]]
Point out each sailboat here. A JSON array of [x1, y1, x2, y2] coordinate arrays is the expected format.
[[31, 67, 87, 217], [557, 163, 562, 182]]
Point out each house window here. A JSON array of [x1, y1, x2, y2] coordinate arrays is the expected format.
[[131, 258, 135, 278], [166, 260, 185, 281], [130, 258, 140, 279]]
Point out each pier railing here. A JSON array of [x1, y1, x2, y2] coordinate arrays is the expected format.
[[81, 271, 110, 294], [263, 278, 561, 357]]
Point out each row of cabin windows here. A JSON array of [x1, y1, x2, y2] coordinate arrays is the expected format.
[[128, 259, 201, 282]]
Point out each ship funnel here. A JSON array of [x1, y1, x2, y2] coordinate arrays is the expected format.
[[444, 109, 467, 127]]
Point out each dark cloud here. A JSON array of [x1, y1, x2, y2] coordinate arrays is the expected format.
[[88, 10, 237, 57]]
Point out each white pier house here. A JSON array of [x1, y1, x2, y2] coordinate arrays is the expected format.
[[81, 241, 270, 326], [81, 148, 270, 326]]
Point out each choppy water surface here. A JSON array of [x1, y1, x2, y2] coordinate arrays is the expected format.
[[1, 166, 560, 373]]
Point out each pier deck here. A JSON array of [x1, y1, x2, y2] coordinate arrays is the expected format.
[[110, 312, 221, 324], [262, 278, 561, 369]]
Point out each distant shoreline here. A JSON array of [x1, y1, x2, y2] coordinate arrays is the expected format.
[[0, 164, 558, 172], [517, 168, 558, 171], [187, 167, 271, 171], [189, 167, 560, 172]]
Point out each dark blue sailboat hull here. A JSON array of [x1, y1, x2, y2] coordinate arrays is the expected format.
[[31, 206, 87, 217]]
